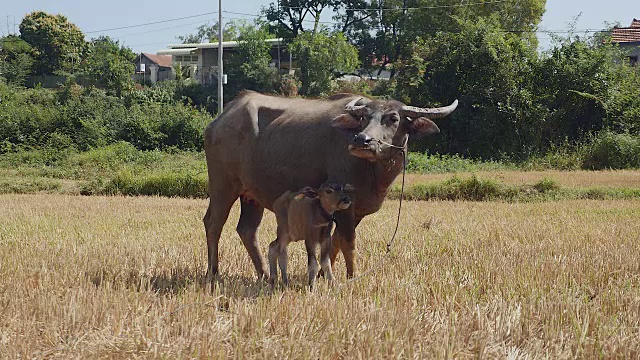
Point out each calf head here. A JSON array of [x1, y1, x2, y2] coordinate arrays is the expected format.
[[301, 182, 353, 213], [331, 97, 458, 161]]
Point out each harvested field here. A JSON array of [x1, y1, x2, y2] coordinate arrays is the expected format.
[[401, 170, 640, 188], [1, 194, 639, 358]]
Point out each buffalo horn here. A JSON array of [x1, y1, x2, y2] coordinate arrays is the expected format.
[[345, 97, 368, 117], [402, 100, 458, 119]]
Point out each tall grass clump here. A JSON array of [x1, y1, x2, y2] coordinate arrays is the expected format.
[[104, 171, 207, 198], [401, 175, 510, 201], [582, 131, 640, 170], [406, 153, 511, 173]]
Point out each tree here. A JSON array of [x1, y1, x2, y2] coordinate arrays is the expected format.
[[226, 26, 279, 96], [535, 35, 632, 143], [395, 16, 544, 158], [19, 11, 86, 75], [409, 0, 546, 47], [264, 0, 546, 78], [178, 19, 254, 43], [0, 35, 34, 86], [264, 0, 342, 38], [79, 36, 135, 96], [289, 31, 359, 96], [331, 0, 379, 75]]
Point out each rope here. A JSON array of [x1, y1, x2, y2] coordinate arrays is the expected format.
[[334, 137, 408, 289], [386, 148, 407, 253]]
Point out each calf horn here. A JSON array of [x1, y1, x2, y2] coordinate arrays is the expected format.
[[402, 99, 458, 119], [345, 97, 368, 117]]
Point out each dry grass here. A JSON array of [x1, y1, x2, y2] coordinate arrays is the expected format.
[[402, 170, 640, 189], [1, 194, 639, 358]]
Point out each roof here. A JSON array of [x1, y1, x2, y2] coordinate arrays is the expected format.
[[141, 53, 173, 68], [611, 19, 640, 43], [156, 48, 197, 56], [163, 38, 284, 50]]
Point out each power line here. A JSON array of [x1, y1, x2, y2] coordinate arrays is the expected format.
[[128, 41, 180, 47], [85, 12, 217, 34], [108, 15, 269, 44], [224, 10, 342, 26], [108, 19, 212, 39], [280, 0, 511, 11]]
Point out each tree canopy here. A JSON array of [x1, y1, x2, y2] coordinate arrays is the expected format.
[[79, 36, 136, 96], [18, 11, 86, 75], [0, 36, 34, 86], [289, 31, 359, 96]]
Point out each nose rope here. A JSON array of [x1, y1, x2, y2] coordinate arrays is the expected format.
[[372, 135, 408, 167], [372, 134, 408, 150]]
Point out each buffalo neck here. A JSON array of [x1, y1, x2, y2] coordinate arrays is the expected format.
[[371, 148, 405, 195]]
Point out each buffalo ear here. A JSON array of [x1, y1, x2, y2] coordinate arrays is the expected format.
[[331, 114, 361, 129], [407, 117, 440, 137], [300, 186, 319, 199]]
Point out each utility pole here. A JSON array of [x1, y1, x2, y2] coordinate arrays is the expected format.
[[217, 0, 224, 114]]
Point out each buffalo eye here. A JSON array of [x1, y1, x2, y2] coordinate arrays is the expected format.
[[390, 114, 400, 123], [325, 188, 334, 194]]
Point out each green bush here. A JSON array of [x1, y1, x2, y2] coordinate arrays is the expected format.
[[402, 175, 511, 201], [0, 85, 212, 152], [582, 132, 640, 170], [104, 171, 207, 198], [0, 176, 62, 194], [532, 178, 560, 193]]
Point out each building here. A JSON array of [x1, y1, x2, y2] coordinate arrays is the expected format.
[[611, 19, 640, 66], [133, 53, 174, 84], [156, 38, 291, 84]]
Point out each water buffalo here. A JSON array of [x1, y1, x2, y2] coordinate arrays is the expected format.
[[203, 91, 457, 281]]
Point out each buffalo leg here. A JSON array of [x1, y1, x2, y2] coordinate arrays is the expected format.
[[236, 200, 269, 280], [329, 211, 360, 279], [203, 193, 236, 283]]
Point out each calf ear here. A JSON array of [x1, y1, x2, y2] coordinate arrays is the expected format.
[[407, 117, 440, 137], [331, 114, 361, 129], [300, 186, 319, 199], [343, 184, 356, 193]]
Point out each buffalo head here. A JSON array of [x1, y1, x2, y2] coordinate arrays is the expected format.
[[331, 97, 458, 161]]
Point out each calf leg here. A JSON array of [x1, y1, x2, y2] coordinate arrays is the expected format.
[[320, 237, 334, 283], [305, 240, 320, 288], [267, 240, 280, 286], [203, 192, 237, 283], [236, 200, 269, 280], [278, 245, 289, 286]]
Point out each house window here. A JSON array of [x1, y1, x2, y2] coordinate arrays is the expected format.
[[174, 55, 198, 63], [630, 56, 638, 67]]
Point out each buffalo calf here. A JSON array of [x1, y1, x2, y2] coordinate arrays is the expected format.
[[269, 182, 352, 288]]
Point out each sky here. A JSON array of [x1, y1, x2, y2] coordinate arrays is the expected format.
[[0, 1, 638, 54]]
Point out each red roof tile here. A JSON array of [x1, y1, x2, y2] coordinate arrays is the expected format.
[[142, 53, 173, 68], [611, 19, 640, 43]]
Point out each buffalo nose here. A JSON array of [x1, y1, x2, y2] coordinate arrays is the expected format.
[[342, 196, 351, 204], [353, 133, 373, 146]]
